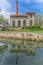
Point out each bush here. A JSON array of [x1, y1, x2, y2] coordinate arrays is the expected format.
[[22, 27, 25, 29], [18, 45, 21, 48], [22, 25, 40, 30]]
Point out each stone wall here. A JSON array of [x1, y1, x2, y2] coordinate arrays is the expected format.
[[0, 32, 43, 41]]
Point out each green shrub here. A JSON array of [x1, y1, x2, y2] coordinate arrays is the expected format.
[[24, 25, 40, 30], [13, 44, 15, 48], [28, 38, 32, 41], [18, 45, 21, 48], [23, 46, 26, 48]]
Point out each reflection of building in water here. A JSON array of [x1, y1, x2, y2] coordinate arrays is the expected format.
[[37, 42, 43, 48], [10, 40, 36, 55], [0, 38, 43, 55], [0, 38, 43, 48]]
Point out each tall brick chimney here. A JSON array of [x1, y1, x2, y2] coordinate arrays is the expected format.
[[16, 0, 18, 15]]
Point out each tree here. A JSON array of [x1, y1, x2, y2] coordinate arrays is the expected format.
[[40, 20, 43, 28], [0, 15, 9, 25]]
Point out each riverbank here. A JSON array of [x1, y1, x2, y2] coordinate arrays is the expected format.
[[0, 32, 43, 42]]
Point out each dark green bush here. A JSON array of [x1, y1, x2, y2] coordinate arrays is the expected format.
[[23, 25, 40, 30], [18, 45, 21, 48]]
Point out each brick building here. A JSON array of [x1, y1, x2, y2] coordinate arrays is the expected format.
[[10, 0, 35, 27]]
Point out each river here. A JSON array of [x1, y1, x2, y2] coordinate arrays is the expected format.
[[0, 38, 43, 65]]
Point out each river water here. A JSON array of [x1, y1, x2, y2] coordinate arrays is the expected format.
[[0, 38, 43, 65]]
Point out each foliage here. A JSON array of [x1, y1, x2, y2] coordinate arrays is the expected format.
[[0, 45, 8, 53], [40, 20, 43, 26], [0, 15, 9, 25], [22, 25, 40, 30]]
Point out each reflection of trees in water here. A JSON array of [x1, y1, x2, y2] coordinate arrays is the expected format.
[[0, 38, 43, 64], [0, 38, 43, 49], [0, 44, 8, 64]]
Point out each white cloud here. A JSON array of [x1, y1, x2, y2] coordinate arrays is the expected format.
[[0, 9, 15, 23], [1, 9, 9, 18], [34, 0, 43, 2], [0, 0, 11, 10], [0, 0, 12, 22], [0, 9, 10, 23]]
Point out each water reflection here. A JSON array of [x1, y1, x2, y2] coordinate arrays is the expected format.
[[0, 38, 43, 65]]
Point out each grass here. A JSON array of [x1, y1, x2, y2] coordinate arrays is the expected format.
[[0, 25, 43, 33], [0, 29, 43, 33], [13, 29, 43, 33]]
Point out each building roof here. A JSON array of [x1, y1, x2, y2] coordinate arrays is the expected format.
[[26, 12, 35, 14], [10, 14, 28, 17], [10, 12, 35, 17]]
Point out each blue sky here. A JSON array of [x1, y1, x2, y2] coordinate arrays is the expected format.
[[0, 0, 43, 18], [7, 0, 43, 14]]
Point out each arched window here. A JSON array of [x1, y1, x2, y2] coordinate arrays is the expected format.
[[30, 20, 33, 26], [12, 20, 15, 27], [23, 20, 26, 26], [18, 20, 21, 26]]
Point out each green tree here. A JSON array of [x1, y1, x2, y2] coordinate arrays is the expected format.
[[0, 15, 9, 25], [40, 20, 43, 28]]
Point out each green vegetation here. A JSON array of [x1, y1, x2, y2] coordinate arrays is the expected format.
[[40, 20, 43, 28], [0, 45, 8, 53], [0, 15, 8, 25], [12, 44, 15, 48], [18, 45, 21, 48], [22, 25, 40, 30], [0, 29, 43, 33], [26, 51, 35, 56], [10, 48, 27, 53], [0, 25, 43, 33], [0, 16, 5, 23]]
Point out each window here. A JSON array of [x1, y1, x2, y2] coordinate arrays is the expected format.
[[18, 20, 21, 26], [23, 20, 26, 26], [30, 14, 32, 18], [12, 20, 15, 27]]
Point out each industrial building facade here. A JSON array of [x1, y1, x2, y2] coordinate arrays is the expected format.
[[10, 1, 35, 27]]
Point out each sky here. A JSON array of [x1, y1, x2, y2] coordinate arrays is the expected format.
[[0, 0, 43, 19]]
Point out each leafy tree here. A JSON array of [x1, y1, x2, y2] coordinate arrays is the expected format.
[[40, 20, 43, 26], [0, 15, 9, 25]]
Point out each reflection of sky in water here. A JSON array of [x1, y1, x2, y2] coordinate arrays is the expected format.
[[0, 39, 43, 65], [1, 49, 43, 65], [0, 42, 5, 46]]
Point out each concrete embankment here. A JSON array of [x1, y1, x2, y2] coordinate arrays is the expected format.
[[0, 32, 43, 41]]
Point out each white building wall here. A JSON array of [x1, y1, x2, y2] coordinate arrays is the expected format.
[[10, 18, 30, 27], [10, 14, 35, 27]]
